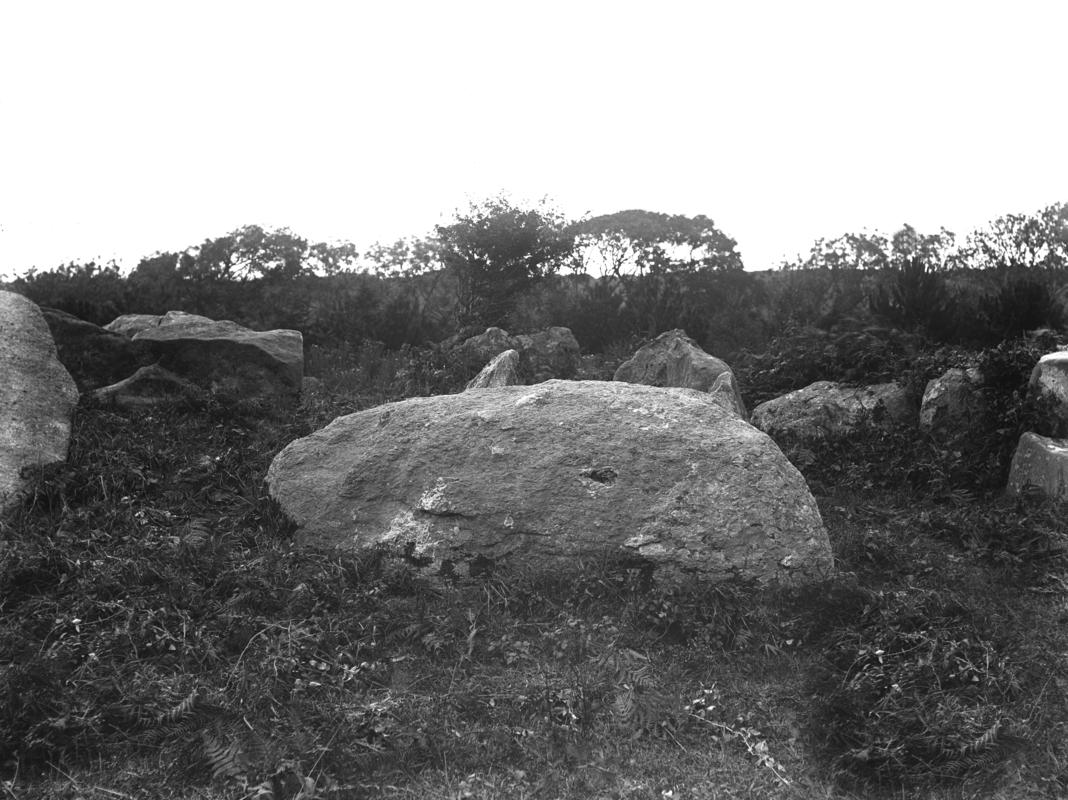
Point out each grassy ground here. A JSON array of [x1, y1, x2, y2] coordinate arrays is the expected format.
[[2, 352, 1067, 799]]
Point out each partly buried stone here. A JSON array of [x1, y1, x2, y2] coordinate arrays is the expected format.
[[267, 380, 832, 586], [515, 327, 581, 381], [919, 367, 984, 434], [458, 327, 519, 366], [466, 349, 521, 389], [124, 312, 303, 402], [1007, 432, 1068, 500], [614, 329, 746, 418], [92, 364, 205, 410], [1028, 351, 1068, 428], [457, 326, 581, 382], [42, 308, 155, 391], [751, 380, 913, 443], [0, 292, 79, 512]]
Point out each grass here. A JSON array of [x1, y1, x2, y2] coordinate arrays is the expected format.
[[2, 348, 1068, 799]]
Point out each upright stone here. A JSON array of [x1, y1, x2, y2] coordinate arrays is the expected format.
[[466, 349, 521, 389], [919, 367, 984, 434], [267, 380, 832, 587], [1, 292, 79, 513], [614, 329, 746, 418]]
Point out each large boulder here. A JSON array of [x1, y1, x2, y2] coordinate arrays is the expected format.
[[614, 329, 746, 418], [919, 367, 984, 434], [1, 292, 79, 513], [110, 312, 304, 402], [42, 308, 155, 391], [466, 349, 521, 390], [751, 381, 913, 443], [1028, 351, 1068, 428], [458, 327, 520, 366], [1007, 432, 1068, 500], [267, 380, 832, 586]]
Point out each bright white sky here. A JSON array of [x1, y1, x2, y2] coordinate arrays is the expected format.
[[1, 1, 1066, 279]]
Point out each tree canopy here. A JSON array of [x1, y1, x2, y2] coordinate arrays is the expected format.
[[572, 210, 743, 275]]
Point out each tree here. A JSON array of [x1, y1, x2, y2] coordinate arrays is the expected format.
[[958, 202, 1068, 270], [572, 210, 743, 276], [434, 195, 575, 327], [177, 225, 358, 281]]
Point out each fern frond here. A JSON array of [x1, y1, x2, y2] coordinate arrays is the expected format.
[[202, 727, 249, 783]]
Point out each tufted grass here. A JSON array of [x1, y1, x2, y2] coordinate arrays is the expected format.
[[2, 344, 1068, 799]]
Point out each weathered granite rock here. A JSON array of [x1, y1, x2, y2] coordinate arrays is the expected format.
[[1, 292, 79, 512], [104, 311, 212, 338], [267, 380, 831, 586], [456, 326, 581, 383], [614, 329, 746, 418], [919, 367, 984, 434], [1029, 351, 1068, 427], [466, 349, 521, 389], [459, 327, 519, 366], [42, 308, 155, 391], [751, 381, 913, 442], [91, 364, 205, 410], [515, 327, 581, 381], [120, 312, 303, 402], [1007, 432, 1068, 500]]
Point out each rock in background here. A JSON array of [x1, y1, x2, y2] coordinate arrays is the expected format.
[[613, 329, 746, 418], [106, 311, 303, 403], [919, 367, 985, 434], [466, 349, 521, 389], [0, 292, 79, 513], [267, 380, 832, 587], [456, 326, 580, 382], [42, 307, 155, 391], [1007, 432, 1068, 500], [751, 380, 913, 443]]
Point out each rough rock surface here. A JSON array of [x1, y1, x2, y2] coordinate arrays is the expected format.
[[1029, 351, 1068, 426], [104, 311, 212, 338], [515, 327, 581, 381], [92, 364, 205, 409], [120, 312, 303, 401], [751, 381, 913, 442], [919, 367, 984, 433], [466, 349, 521, 389], [1, 292, 79, 512], [42, 308, 155, 390], [1007, 432, 1068, 500], [267, 380, 832, 586], [614, 329, 746, 418], [459, 327, 519, 366]]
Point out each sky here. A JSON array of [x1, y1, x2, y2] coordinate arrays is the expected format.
[[1, 1, 1066, 279]]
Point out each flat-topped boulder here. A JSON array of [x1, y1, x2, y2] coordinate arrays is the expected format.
[[105, 311, 303, 402], [614, 329, 746, 418], [1, 292, 79, 513], [267, 380, 831, 586], [1029, 351, 1068, 429], [1007, 432, 1068, 500], [751, 381, 913, 443]]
